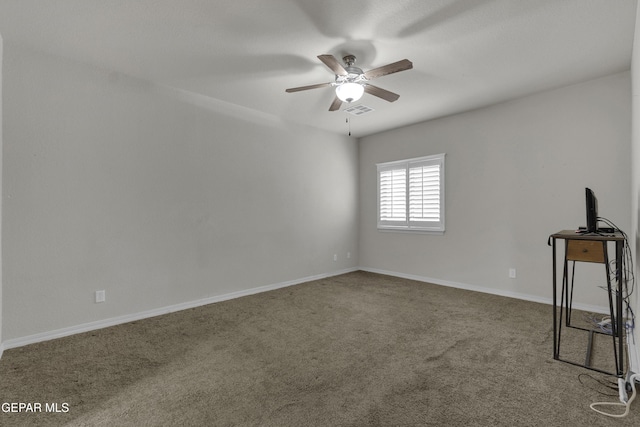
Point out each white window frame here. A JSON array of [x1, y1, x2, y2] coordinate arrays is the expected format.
[[377, 153, 445, 234]]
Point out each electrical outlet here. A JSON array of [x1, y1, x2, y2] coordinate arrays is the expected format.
[[347, 252, 351, 259], [333, 254, 338, 262], [95, 290, 106, 303], [509, 268, 516, 279]]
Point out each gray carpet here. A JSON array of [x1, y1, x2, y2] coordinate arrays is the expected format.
[[0, 271, 638, 426]]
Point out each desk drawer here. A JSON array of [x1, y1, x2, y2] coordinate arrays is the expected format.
[[566, 240, 605, 263]]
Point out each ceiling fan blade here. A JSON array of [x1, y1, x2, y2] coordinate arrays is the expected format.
[[329, 96, 343, 111], [285, 82, 332, 93], [318, 54, 348, 76], [364, 84, 400, 102], [363, 59, 413, 80]]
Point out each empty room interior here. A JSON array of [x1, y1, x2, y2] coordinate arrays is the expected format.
[[2, 0, 640, 425]]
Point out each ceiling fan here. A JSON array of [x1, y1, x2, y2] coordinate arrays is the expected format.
[[285, 54, 413, 111]]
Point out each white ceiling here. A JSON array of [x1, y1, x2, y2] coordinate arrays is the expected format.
[[0, 0, 637, 137]]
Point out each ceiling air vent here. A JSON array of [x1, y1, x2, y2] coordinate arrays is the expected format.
[[344, 104, 375, 116]]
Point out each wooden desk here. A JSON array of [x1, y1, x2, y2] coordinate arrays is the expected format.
[[549, 230, 625, 376]]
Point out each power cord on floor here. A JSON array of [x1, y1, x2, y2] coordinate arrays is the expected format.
[[590, 373, 639, 418], [578, 373, 619, 396]]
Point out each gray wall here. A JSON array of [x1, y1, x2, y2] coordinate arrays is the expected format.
[[359, 72, 631, 309], [1, 43, 358, 341]]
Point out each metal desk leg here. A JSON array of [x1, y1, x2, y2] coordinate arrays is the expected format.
[[616, 240, 624, 376], [552, 237, 558, 359]]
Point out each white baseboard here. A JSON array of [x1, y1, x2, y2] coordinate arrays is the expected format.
[[359, 267, 610, 314], [0, 267, 358, 354]]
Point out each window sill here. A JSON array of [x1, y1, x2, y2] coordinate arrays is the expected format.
[[377, 227, 445, 235]]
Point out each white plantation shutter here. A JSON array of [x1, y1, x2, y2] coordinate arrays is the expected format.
[[377, 154, 445, 232], [409, 161, 440, 223], [379, 168, 406, 222]]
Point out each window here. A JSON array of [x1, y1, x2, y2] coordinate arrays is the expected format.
[[377, 153, 445, 233]]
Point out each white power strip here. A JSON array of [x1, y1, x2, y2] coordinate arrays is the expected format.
[[618, 377, 628, 403]]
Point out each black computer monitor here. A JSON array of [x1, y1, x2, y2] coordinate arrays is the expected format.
[[585, 187, 598, 233]]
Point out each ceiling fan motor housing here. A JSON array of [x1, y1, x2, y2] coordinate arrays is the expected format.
[[339, 55, 366, 84]]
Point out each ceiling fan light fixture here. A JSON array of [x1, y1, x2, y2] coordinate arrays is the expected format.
[[335, 82, 364, 103]]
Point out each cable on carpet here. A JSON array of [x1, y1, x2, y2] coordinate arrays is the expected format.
[[578, 373, 619, 396], [590, 373, 639, 418]]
